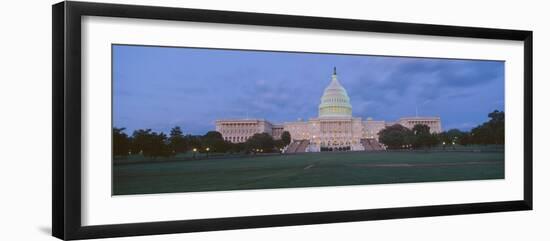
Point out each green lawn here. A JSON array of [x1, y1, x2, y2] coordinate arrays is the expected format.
[[113, 150, 504, 195]]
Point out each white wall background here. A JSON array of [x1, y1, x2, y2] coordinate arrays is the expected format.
[[0, 0, 548, 240]]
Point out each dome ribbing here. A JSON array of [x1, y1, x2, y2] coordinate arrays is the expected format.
[[318, 68, 352, 118]]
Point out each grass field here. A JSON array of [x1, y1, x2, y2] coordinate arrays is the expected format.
[[113, 150, 504, 195]]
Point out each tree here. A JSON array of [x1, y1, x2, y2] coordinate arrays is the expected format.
[[378, 124, 414, 149], [113, 127, 131, 156], [186, 135, 202, 151], [168, 126, 187, 154], [439, 129, 467, 148], [204, 131, 223, 140], [131, 129, 153, 155], [131, 129, 171, 158], [489, 110, 505, 123], [202, 131, 229, 153], [446, 129, 465, 142], [427, 133, 440, 148], [149, 132, 171, 158], [229, 142, 246, 153], [487, 110, 505, 144], [281, 131, 291, 146], [412, 124, 430, 135], [471, 110, 505, 145], [458, 132, 473, 145], [274, 139, 286, 151], [245, 133, 275, 153], [412, 124, 434, 149]]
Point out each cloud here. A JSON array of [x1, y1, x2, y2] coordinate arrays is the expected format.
[[346, 57, 503, 118], [113, 45, 505, 134], [230, 77, 319, 123]]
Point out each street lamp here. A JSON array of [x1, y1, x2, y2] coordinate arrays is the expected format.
[[192, 148, 197, 159], [206, 147, 210, 158]]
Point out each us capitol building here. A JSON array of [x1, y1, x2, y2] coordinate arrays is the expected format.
[[216, 68, 442, 152]]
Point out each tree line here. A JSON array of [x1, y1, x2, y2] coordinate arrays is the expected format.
[[378, 110, 505, 149], [114, 110, 504, 156], [113, 126, 292, 158]]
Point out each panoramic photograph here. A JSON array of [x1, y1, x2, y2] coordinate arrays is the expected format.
[[112, 44, 505, 195]]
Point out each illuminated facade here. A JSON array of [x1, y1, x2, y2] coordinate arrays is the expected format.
[[215, 68, 442, 152]]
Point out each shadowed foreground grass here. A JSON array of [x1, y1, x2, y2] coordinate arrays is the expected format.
[[113, 151, 504, 195]]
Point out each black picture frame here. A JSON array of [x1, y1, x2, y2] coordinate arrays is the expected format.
[[52, 1, 533, 240]]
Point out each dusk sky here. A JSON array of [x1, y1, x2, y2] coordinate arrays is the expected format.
[[113, 45, 504, 135]]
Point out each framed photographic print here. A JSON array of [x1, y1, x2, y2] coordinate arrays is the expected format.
[[52, 1, 533, 240]]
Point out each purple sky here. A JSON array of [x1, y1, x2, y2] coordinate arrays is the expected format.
[[113, 45, 504, 135]]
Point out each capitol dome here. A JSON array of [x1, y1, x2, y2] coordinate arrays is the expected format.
[[318, 68, 352, 118]]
